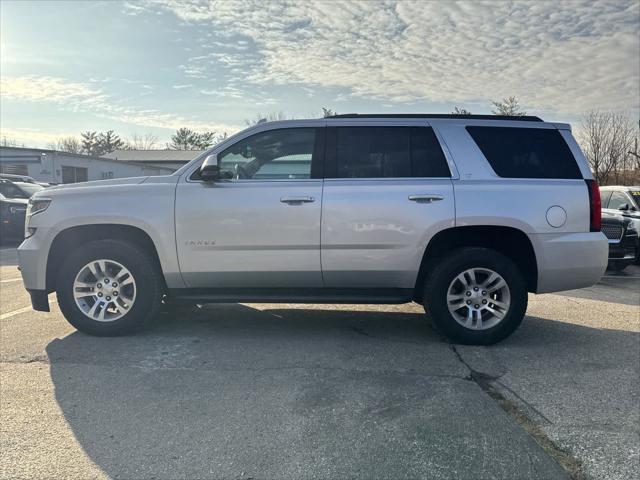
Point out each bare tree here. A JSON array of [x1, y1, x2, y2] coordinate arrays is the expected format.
[[627, 121, 640, 172], [125, 133, 159, 150], [452, 107, 472, 115], [322, 107, 337, 118], [491, 96, 526, 116], [578, 111, 636, 185], [1, 137, 18, 147], [244, 111, 287, 127], [46, 136, 82, 154]]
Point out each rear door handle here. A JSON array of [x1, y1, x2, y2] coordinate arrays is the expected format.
[[408, 194, 444, 203], [280, 196, 315, 204]]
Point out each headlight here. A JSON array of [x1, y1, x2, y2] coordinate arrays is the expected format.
[[27, 198, 51, 217], [24, 198, 51, 238]]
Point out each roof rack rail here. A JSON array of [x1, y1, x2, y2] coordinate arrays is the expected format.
[[326, 113, 544, 122]]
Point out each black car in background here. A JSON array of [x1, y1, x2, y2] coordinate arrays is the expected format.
[[601, 211, 639, 272], [0, 179, 45, 243]]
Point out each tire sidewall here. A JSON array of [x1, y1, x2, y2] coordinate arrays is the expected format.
[[425, 247, 527, 345], [57, 240, 161, 335]]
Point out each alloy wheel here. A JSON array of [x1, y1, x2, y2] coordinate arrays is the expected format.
[[446, 267, 511, 330], [73, 259, 137, 322]]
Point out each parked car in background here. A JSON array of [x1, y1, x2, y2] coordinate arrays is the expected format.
[[601, 186, 640, 263], [601, 211, 639, 271], [18, 114, 608, 345], [0, 173, 50, 187], [0, 179, 45, 242]]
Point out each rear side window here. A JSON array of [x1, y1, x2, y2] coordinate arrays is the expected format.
[[600, 190, 613, 207], [608, 191, 631, 210], [466, 127, 582, 179], [326, 127, 450, 178]]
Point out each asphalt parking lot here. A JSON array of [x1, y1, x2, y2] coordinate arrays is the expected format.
[[1, 245, 638, 480]]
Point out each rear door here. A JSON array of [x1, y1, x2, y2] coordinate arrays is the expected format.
[[320, 121, 456, 288]]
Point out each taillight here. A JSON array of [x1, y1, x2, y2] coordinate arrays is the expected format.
[[585, 179, 601, 232]]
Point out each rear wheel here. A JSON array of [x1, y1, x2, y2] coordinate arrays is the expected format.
[[56, 239, 163, 336], [423, 247, 528, 345]]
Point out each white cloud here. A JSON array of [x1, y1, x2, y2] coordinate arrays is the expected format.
[[0, 127, 74, 146], [1, 75, 241, 133], [151, 0, 640, 116]]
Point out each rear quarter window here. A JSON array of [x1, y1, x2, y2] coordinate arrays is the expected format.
[[466, 126, 582, 179]]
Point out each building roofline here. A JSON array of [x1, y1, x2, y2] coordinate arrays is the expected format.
[[0, 146, 175, 171]]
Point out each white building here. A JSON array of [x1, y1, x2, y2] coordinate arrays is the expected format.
[[0, 147, 174, 184], [102, 150, 203, 171]]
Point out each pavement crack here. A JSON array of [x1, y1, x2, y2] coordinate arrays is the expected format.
[[1, 355, 50, 364], [450, 344, 586, 480]]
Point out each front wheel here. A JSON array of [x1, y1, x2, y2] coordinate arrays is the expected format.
[[423, 247, 528, 345], [56, 239, 163, 336]]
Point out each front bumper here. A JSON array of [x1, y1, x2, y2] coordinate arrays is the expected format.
[[1, 211, 26, 240], [17, 228, 52, 291], [531, 232, 608, 294], [608, 232, 639, 264]]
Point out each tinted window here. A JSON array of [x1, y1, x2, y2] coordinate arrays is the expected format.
[[219, 128, 317, 180], [466, 127, 581, 179], [329, 127, 450, 178], [608, 191, 631, 210]]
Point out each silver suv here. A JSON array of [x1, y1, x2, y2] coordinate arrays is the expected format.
[[18, 114, 608, 344]]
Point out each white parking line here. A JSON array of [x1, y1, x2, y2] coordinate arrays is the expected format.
[[0, 299, 57, 320], [0, 277, 22, 283]]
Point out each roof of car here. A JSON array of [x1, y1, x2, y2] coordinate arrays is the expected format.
[[326, 113, 544, 122], [600, 185, 640, 190]]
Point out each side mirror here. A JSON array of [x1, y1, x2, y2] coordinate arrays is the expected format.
[[619, 203, 630, 211], [200, 154, 220, 181]]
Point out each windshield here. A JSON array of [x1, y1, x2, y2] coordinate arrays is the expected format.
[[14, 182, 44, 197], [631, 190, 640, 208], [0, 182, 43, 199]]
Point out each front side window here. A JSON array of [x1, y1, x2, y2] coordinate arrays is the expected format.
[[328, 126, 450, 179], [218, 128, 317, 180], [466, 126, 582, 179]]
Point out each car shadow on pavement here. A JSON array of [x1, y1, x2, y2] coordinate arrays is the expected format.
[[44, 305, 637, 479]]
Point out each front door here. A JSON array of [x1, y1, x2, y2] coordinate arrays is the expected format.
[[175, 126, 324, 288]]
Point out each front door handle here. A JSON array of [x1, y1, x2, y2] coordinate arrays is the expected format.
[[408, 194, 444, 203], [280, 196, 315, 204]]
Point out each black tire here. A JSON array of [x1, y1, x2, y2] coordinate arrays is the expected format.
[[423, 247, 528, 345], [56, 239, 163, 336], [607, 261, 627, 272]]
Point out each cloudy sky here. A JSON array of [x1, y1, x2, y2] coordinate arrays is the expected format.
[[1, 0, 639, 147]]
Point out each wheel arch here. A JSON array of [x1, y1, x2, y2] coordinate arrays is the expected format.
[[46, 224, 166, 293], [414, 225, 538, 302]]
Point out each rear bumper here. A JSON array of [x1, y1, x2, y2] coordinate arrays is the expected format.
[[531, 232, 608, 293]]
